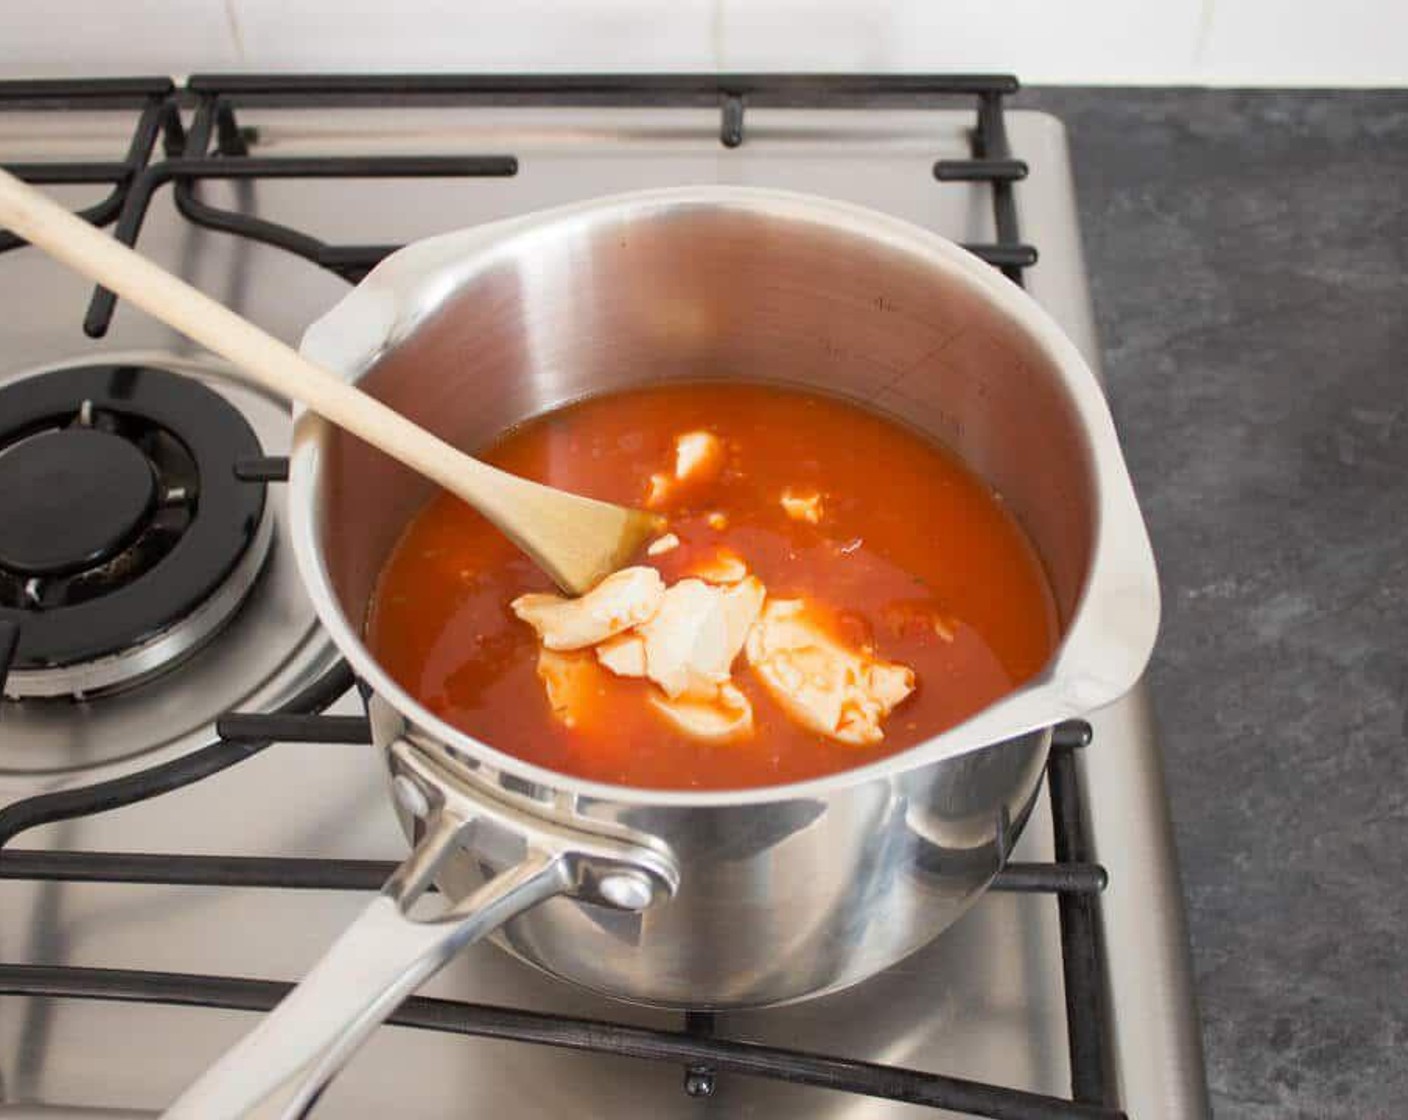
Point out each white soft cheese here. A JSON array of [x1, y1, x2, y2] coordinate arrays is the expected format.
[[534, 649, 600, 729], [645, 430, 725, 509], [511, 566, 664, 651], [649, 681, 754, 741], [779, 487, 824, 524], [634, 576, 763, 700], [746, 599, 914, 745]]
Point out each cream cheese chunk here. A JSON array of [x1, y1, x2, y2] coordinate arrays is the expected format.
[[511, 566, 664, 651], [514, 545, 914, 749], [595, 631, 647, 677], [780, 488, 824, 524], [535, 649, 601, 729], [635, 576, 763, 700], [687, 548, 749, 585], [645, 430, 725, 509], [645, 473, 672, 507], [646, 532, 681, 556], [720, 575, 766, 654], [674, 430, 724, 483], [649, 681, 754, 741], [745, 599, 915, 745]]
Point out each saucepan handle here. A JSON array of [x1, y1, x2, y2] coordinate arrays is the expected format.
[[163, 739, 678, 1120]]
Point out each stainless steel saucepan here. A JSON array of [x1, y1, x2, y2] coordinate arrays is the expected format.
[[164, 187, 1159, 1118]]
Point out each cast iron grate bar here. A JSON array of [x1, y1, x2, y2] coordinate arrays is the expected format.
[[0, 850, 1108, 895], [207, 713, 1098, 751], [0, 658, 353, 851], [0, 618, 18, 695], [215, 711, 372, 743], [1053, 721, 1093, 749], [186, 73, 1021, 100], [0, 78, 175, 103], [149, 155, 519, 178], [720, 93, 745, 147], [233, 454, 290, 482], [0, 851, 397, 891], [0, 78, 182, 267], [3, 161, 131, 184], [935, 157, 1029, 182], [960, 243, 1039, 269], [1049, 732, 1116, 1108], [0, 963, 1124, 1120], [973, 91, 1034, 283], [214, 710, 368, 742], [998, 862, 1106, 894], [81, 84, 518, 334]]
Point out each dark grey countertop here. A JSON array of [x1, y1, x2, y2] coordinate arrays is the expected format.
[[1019, 90, 1407, 1120]]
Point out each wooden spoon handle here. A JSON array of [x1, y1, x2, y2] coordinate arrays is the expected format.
[[0, 166, 495, 511]]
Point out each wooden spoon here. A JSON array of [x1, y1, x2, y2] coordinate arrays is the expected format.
[[0, 167, 659, 596]]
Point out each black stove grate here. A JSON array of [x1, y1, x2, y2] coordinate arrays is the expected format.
[[0, 714, 1114, 1120], [0, 78, 183, 259], [1, 73, 1036, 341], [0, 957, 1118, 1120], [0, 73, 1119, 1120]]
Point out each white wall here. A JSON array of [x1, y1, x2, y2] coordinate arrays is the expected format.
[[0, 0, 1404, 86]]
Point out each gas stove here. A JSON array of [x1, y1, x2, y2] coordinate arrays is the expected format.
[[0, 75, 1208, 1119]]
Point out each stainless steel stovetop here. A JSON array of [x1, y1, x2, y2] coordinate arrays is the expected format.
[[0, 84, 1208, 1118]]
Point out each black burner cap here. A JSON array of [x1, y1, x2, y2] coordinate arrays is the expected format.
[[0, 427, 157, 577]]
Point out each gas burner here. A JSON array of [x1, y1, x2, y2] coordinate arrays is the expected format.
[[0, 364, 273, 698]]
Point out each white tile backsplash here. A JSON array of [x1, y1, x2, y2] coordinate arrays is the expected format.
[[1197, 0, 1407, 85], [0, 0, 1403, 85], [717, 0, 1208, 85], [231, 0, 719, 74], [0, 0, 240, 79]]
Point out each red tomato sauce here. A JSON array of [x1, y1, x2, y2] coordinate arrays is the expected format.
[[366, 383, 1057, 791]]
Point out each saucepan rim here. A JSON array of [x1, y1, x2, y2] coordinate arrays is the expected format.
[[291, 185, 1159, 808]]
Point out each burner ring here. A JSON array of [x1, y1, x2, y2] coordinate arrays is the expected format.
[[0, 365, 269, 695], [4, 506, 275, 698]]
